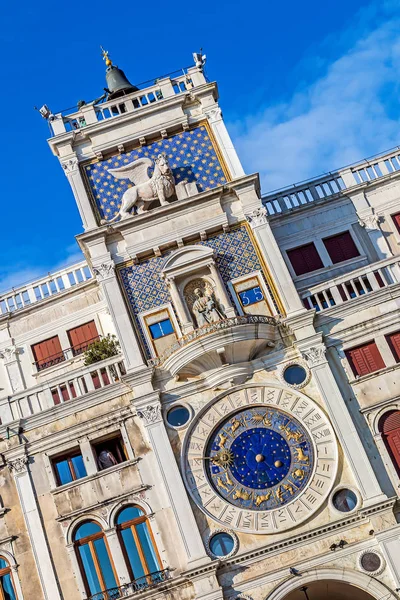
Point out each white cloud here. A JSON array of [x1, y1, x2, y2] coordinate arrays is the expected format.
[[229, 12, 400, 191], [0, 243, 84, 294]]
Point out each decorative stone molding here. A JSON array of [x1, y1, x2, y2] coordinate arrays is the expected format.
[[93, 262, 115, 281], [137, 404, 162, 425], [245, 206, 269, 228], [0, 346, 20, 364], [204, 107, 222, 123], [358, 214, 381, 230], [7, 456, 29, 474], [301, 346, 326, 367], [61, 157, 79, 174], [357, 549, 385, 576], [278, 360, 311, 389], [205, 528, 239, 559]]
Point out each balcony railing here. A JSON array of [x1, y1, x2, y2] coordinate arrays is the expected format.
[[301, 256, 400, 313], [86, 569, 170, 600], [148, 315, 277, 367], [49, 67, 198, 137], [34, 336, 101, 371], [0, 354, 126, 424], [262, 145, 400, 216], [0, 261, 92, 316]]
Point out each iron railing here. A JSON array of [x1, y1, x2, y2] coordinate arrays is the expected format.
[[34, 336, 101, 371], [87, 569, 170, 600]]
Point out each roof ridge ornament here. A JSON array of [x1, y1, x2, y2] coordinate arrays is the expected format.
[[101, 46, 112, 69]]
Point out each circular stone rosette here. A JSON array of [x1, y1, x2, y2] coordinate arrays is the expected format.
[[182, 385, 338, 534]]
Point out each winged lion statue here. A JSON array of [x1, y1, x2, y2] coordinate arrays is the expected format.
[[101, 152, 175, 223]]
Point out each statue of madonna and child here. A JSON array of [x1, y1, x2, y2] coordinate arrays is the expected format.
[[191, 286, 226, 328]]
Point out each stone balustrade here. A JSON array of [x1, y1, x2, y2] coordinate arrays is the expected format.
[[50, 70, 196, 136], [0, 261, 92, 315], [262, 146, 400, 216], [0, 354, 126, 424], [301, 256, 400, 313]]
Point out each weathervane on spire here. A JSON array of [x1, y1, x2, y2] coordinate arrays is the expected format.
[[101, 46, 112, 68]]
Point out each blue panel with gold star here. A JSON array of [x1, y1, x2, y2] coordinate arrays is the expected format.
[[119, 226, 279, 356], [83, 125, 227, 222], [205, 406, 314, 511]]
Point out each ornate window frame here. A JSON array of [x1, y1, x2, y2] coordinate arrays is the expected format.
[[329, 484, 361, 516], [227, 270, 275, 317], [278, 360, 311, 389], [138, 303, 182, 359], [358, 549, 386, 576], [205, 528, 239, 559]]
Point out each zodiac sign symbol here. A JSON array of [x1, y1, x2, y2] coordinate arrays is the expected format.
[[216, 477, 231, 492], [279, 424, 303, 442], [230, 418, 243, 435], [225, 472, 234, 486], [283, 483, 294, 495], [276, 486, 284, 502], [218, 433, 228, 448], [255, 492, 271, 506], [292, 468, 305, 480], [252, 412, 272, 427], [293, 447, 309, 462], [233, 488, 252, 501]]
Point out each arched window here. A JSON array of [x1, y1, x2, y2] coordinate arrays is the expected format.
[[0, 557, 16, 600], [379, 410, 400, 476], [73, 521, 118, 598], [116, 506, 161, 583]]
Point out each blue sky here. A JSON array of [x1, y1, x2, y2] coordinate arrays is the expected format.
[[1, 0, 400, 292]]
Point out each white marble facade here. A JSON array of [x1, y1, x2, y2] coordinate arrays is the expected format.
[[0, 53, 399, 600]]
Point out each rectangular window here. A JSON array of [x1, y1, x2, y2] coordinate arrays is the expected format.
[[53, 451, 87, 485], [323, 231, 360, 264], [67, 320, 99, 356], [238, 286, 264, 306], [32, 336, 65, 371], [392, 212, 400, 234], [149, 318, 174, 339], [287, 243, 324, 276], [386, 330, 400, 363], [345, 341, 385, 377], [92, 433, 127, 471]]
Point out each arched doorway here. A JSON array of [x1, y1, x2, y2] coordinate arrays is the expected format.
[[285, 581, 376, 600]]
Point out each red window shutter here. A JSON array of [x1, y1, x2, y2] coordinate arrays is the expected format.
[[392, 212, 400, 234], [32, 336, 63, 368], [346, 341, 385, 377], [287, 243, 323, 276], [323, 231, 360, 264], [68, 321, 98, 353], [379, 411, 400, 476], [386, 331, 400, 362]]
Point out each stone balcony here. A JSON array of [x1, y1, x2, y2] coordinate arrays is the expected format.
[[85, 569, 171, 600], [0, 354, 126, 425], [300, 255, 400, 314], [148, 315, 278, 377]]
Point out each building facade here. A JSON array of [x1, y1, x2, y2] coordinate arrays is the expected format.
[[0, 52, 400, 600]]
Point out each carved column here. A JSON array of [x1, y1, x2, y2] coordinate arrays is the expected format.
[[299, 342, 386, 506], [358, 213, 393, 260], [204, 106, 245, 180], [0, 345, 25, 394], [165, 276, 193, 333], [136, 399, 209, 568], [93, 261, 146, 371], [61, 157, 98, 231], [246, 207, 305, 317], [8, 456, 62, 600], [207, 262, 236, 318]]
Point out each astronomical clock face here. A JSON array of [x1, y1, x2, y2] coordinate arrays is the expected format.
[[182, 386, 338, 534]]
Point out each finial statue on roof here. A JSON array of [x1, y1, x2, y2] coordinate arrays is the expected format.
[[193, 48, 206, 71], [101, 46, 112, 68]]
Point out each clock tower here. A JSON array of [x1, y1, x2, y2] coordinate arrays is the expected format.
[[42, 50, 397, 600]]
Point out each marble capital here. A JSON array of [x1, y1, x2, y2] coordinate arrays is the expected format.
[[137, 403, 162, 425], [0, 345, 20, 364], [93, 262, 115, 281], [301, 345, 327, 367], [245, 206, 269, 228]]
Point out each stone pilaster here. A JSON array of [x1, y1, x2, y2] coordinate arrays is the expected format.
[[136, 398, 209, 568], [299, 342, 386, 506], [8, 455, 62, 600], [61, 157, 98, 231], [0, 345, 25, 394]]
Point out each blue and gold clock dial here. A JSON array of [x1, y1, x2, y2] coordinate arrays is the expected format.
[[205, 406, 314, 511]]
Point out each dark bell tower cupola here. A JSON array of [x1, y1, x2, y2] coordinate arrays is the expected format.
[[101, 47, 138, 100]]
